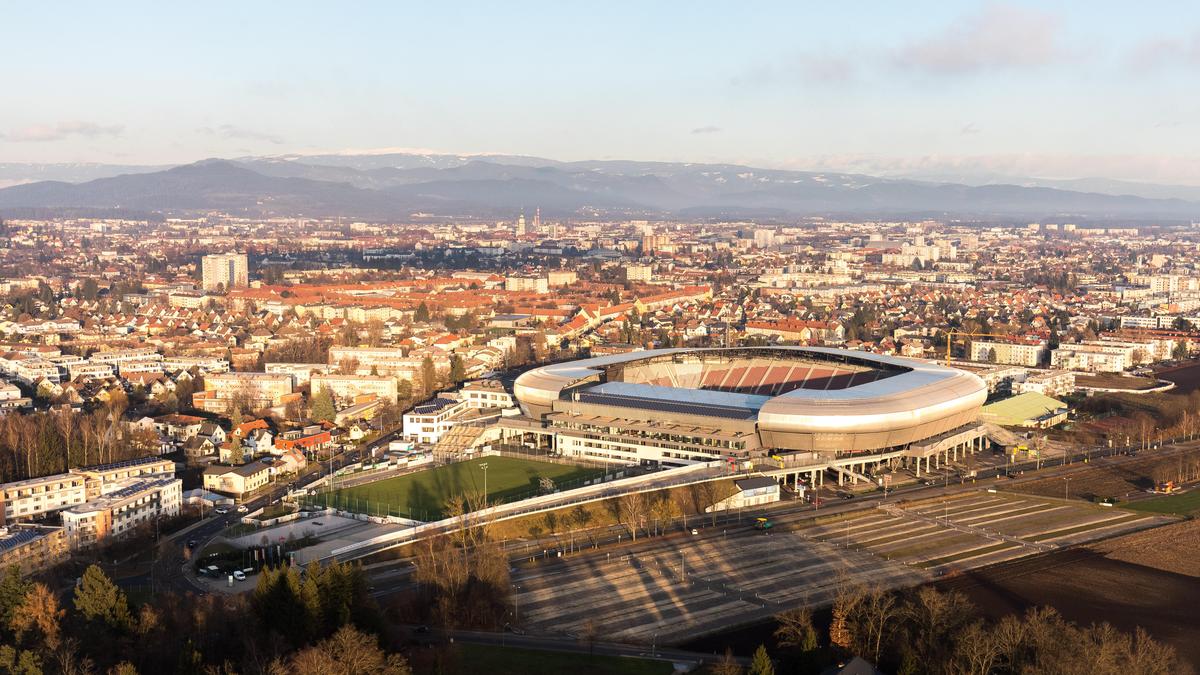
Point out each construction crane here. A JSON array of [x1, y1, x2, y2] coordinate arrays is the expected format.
[[943, 330, 1020, 363]]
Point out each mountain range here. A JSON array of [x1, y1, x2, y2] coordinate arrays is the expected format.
[[1, 153, 1199, 221]]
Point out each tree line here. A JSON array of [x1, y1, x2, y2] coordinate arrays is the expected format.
[[0, 561, 409, 674], [0, 397, 153, 483], [718, 583, 1188, 675]]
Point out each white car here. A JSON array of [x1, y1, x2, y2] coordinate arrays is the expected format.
[[213, 506, 230, 515], [233, 570, 246, 581], [236, 505, 249, 513]]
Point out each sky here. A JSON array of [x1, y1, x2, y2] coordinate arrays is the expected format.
[[5, 1, 1200, 184]]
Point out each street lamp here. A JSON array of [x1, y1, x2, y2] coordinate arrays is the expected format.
[[479, 462, 489, 500], [1063, 477, 1071, 501]]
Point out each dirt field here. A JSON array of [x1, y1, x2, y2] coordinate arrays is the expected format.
[[1008, 448, 1200, 502], [935, 549, 1200, 669], [1157, 360, 1200, 394], [1090, 518, 1200, 577], [1075, 373, 1161, 390]]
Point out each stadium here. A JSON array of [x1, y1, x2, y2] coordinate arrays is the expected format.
[[512, 347, 988, 468]]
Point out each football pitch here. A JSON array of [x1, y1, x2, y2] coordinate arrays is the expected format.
[[309, 455, 606, 520]]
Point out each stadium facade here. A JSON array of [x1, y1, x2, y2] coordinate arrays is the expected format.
[[513, 347, 987, 468]]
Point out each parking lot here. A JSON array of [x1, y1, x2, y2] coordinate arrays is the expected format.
[[511, 490, 1173, 645]]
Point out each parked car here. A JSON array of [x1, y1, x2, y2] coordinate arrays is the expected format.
[[213, 506, 230, 515], [233, 570, 246, 581]]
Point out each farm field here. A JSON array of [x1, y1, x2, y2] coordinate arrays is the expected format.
[[1091, 518, 1200, 578], [1008, 447, 1200, 502], [309, 456, 605, 520]]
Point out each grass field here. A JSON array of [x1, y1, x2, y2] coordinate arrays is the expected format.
[[310, 456, 606, 520], [1125, 489, 1200, 516]]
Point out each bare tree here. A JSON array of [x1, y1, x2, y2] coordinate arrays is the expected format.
[[951, 620, 999, 675], [774, 606, 817, 652], [618, 492, 648, 541], [852, 587, 898, 664]]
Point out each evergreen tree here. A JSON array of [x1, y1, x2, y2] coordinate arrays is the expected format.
[[414, 302, 430, 323], [0, 566, 32, 638], [310, 388, 336, 423], [748, 645, 774, 675], [73, 565, 131, 632]]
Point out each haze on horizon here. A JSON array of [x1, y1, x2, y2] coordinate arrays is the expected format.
[[6, 1, 1200, 185]]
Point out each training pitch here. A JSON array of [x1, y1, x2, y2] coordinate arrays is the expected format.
[[310, 455, 606, 520]]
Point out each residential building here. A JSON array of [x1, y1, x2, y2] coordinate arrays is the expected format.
[[202, 460, 272, 498], [970, 340, 1046, 367], [626, 264, 653, 283], [0, 525, 67, 575], [1016, 370, 1076, 398], [201, 253, 249, 291], [191, 371, 293, 413], [61, 477, 183, 549], [311, 373, 397, 405]]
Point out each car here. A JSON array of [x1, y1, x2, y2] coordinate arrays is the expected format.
[[186, 539, 197, 549], [233, 570, 246, 581], [841, 493, 855, 500], [691, 528, 699, 535], [236, 505, 249, 513], [213, 506, 230, 515], [414, 625, 431, 634]]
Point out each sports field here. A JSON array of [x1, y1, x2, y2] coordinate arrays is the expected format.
[[310, 455, 606, 520]]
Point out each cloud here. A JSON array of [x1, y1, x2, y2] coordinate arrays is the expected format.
[[198, 124, 285, 145], [960, 122, 981, 135], [892, 3, 1065, 75], [7, 120, 124, 143], [691, 126, 722, 135], [1127, 33, 1200, 71]]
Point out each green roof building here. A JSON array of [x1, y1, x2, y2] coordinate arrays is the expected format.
[[980, 392, 1068, 428]]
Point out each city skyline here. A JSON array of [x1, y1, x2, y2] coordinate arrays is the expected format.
[[7, 1, 1200, 184]]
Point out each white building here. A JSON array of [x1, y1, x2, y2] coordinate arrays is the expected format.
[[201, 253, 249, 291], [311, 374, 397, 405], [504, 276, 549, 294], [1017, 370, 1076, 398], [1051, 345, 1130, 373], [61, 478, 182, 550], [402, 397, 470, 445], [625, 264, 653, 283]]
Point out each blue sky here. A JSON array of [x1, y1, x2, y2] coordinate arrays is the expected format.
[[5, 1, 1200, 183]]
